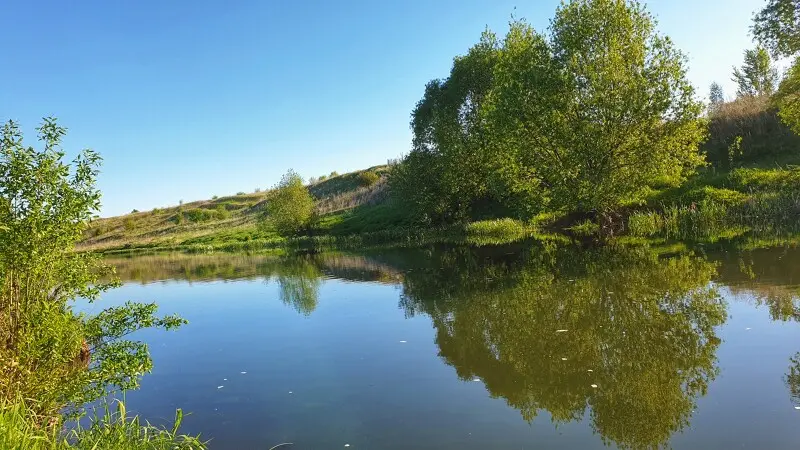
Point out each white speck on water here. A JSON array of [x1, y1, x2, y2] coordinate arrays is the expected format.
[[289, 391, 293, 394], [217, 386, 224, 389], [240, 371, 247, 374], [223, 378, 227, 381], [591, 384, 598, 388], [399, 340, 407, 343], [556, 329, 569, 333], [561, 358, 568, 361], [587, 369, 593, 372], [795, 406, 800, 410], [746, 327, 752, 330], [345, 445, 350, 448], [472, 378, 481, 382]]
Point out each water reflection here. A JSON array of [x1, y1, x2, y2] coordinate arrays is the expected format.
[[394, 243, 726, 449], [107, 243, 736, 448]]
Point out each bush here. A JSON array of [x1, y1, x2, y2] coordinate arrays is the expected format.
[[329, 171, 339, 178], [236, 191, 246, 196], [123, 218, 137, 231], [262, 169, 315, 237], [214, 204, 230, 220], [0, 119, 187, 426], [183, 208, 215, 223], [357, 171, 380, 187]]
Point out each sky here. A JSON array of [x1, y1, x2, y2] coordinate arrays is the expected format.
[[1, 0, 767, 217]]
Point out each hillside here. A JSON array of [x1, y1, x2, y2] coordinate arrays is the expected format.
[[78, 165, 407, 253]]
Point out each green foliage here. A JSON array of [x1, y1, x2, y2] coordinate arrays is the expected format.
[[357, 171, 380, 187], [568, 219, 600, 237], [0, 399, 206, 449], [393, 29, 501, 223], [262, 169, 315, 237], [329, 171, 339, 178], [236, 192, 245, 196], [0, 119, 187, 423], [774, 58, 800, 134], [752, 0, 800, 58], [394, 0, 706, 222], [214, 204, 230, 220], [183, 209, 215, 223], [732, 47, 778, 97], [465, 218, 526, 238]]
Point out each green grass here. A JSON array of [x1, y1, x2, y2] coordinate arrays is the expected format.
[[0, 400, 206, 450]]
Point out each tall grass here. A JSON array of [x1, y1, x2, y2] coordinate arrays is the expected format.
[[705, 96, 800, 168], [0, 399, 206, 450]]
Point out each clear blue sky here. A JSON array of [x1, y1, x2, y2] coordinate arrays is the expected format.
[[1, 0, 766, 216]]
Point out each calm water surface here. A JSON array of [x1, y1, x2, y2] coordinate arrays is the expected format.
[[79, 242, 800, 449]]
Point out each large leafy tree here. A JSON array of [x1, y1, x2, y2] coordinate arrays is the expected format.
[[394, 31, 501, 224], [753, 0, 800, 58], [263, 169, 315, 237], [488, 0, 705, 213], [732, 46, 779, 97], [394, 0, 706, 220]]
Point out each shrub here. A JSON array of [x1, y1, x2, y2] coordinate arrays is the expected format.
[[262, 169, 315, 237], [329, 171, 339, 178], [123, 218, 136, 231], [183, 208, 215, 223], [214, 204, 230, 220], [236, 191, 246, 196], [131, 209, 139, 214], [358, 171, 380, 187], [0, 119, 187, 425], [212, 195, 218, 200]]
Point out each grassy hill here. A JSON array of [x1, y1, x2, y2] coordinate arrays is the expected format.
[[78, 165, 409, 253]]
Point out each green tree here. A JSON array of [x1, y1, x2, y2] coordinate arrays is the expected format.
[[263, 169, 315, 237], [753, 0, 800, 58], [774, 58, 800, 134], [709, 82, 725, 108], [393, 30, 501, 223], [489, 1, 705, 213], [732, 47, 779, 97], [0, 119, 186, 420]]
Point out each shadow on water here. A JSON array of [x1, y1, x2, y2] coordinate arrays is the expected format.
[[105, 238, 800, 448]]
